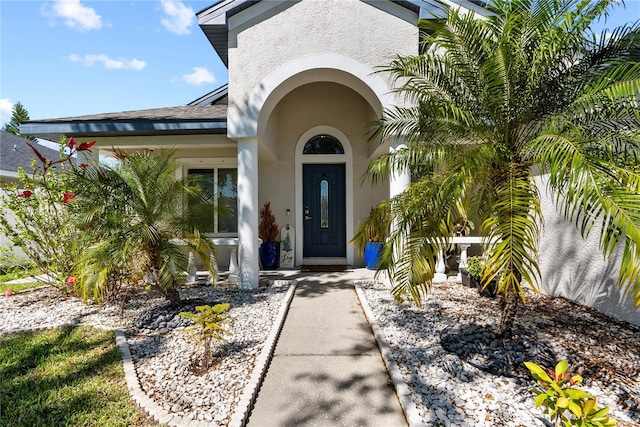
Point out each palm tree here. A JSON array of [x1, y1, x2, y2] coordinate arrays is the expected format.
[[73, 149, 217, 306], [368, 0, 640, 336]]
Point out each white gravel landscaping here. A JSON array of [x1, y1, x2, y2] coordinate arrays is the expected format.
[[357, 279, 640, 427]]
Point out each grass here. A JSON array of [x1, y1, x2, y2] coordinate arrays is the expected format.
[[0, 265, 46, 293], [0, 326, 153, 426]]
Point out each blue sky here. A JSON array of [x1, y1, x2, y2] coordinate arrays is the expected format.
[[1, 0, 639, 130], [1, 0, 227, 126]]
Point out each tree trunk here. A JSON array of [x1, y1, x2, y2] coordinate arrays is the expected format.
[[497, 291, 519, 338], [162, 286, 182, 307]]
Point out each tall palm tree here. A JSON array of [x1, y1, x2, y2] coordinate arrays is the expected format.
[[368, 0, 640, 336], [73, 149, 217, 305]]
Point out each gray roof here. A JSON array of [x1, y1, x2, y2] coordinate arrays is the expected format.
[[188, 84, 229, 106], [0, 131, 61, 177], [21, 105, 228, 141]]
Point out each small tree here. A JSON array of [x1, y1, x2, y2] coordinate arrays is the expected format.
[[3, 102, 36, 141], [368, 0, 640, 337], [179, 303, 232, 370], [73, 149, 217, 305], [0, 138, 91, 289]]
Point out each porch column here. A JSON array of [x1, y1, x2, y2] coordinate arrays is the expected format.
[[389, 138, 410, 198], [237, 137, 260, 289], [389, 137, 411, 279]]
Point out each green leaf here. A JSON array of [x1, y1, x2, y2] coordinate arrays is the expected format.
[[568, 400, 582, 417], [565, 388, 593, 400], [557, 397, 570, 408], [535, 393, 548, 408], [525, 361, 553, 383], [556, 360, 569, 378]]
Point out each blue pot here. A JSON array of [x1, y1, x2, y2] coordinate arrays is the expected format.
[[260, 242, 280, 270], [364, 242, 384, 270]]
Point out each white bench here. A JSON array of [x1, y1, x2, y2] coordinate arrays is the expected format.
[[186, 238, 239, 284], [210, 237, 239, 284], [434, 236, 487, 281]]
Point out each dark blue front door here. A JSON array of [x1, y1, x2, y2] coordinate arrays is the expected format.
[[303, 164, 346, 258]]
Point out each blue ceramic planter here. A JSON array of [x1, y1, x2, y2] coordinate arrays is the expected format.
[[260, 242, 280, 270], [364, 242, 383, 270]]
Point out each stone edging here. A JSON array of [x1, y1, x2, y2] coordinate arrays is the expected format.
[[116, 281, 298, 427], [355, 284, 425, 427]]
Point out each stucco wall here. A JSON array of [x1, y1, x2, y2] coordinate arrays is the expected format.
[[227, 0, 418, 127], [536, 174, 640, 326]]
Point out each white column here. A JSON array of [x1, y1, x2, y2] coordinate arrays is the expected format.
[[389, 137, 412, 279], [456, 243, 472, 280], [237, 138, 260, 289], [389, 138, 410, 198], [434, 248, 448, 282]]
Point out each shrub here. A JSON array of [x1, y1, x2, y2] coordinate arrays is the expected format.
[[259, 202, 279, 243], [525, 360, 617, 427], [0, 138, 92, 291]]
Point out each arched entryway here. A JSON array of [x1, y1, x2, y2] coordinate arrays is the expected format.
[[295, 126, 354, 266]]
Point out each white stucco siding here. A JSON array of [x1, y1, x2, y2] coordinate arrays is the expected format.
[[258, 81, 388, 265], [536, 174, 640, 326], [227, 0, 418, 133]]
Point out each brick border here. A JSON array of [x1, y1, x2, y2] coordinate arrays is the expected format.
[[116, 281, 297, 427], [355, 284, 425, 427]]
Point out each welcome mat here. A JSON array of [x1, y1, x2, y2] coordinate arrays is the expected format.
[[299, 265, 349, 272]]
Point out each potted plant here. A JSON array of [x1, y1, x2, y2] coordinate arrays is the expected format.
[[351, 204, 390, 270], [460, 256, 497, 297], [259, 202, 280, 270]]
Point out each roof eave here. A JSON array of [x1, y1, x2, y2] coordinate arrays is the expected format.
[[21, 120, 228, 141]]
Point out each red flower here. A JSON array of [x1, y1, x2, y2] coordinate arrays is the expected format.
[[3, 288, 12, 297], [79, 163, 89, 168], [77, 141, 96, 151], [66, 276, 77, 286], [63, 192, 75, 203], [68, 137, 76, 150], [18, 190, 33, 197]]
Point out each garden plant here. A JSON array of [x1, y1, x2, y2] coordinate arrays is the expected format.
[[526, 360, 617, 426], [365, 0, 640, 336], [179, 303, 233, 370]]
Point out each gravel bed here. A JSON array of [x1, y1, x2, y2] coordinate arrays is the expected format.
[[0, 283, 290, 426], [358, 279, 640, 427]]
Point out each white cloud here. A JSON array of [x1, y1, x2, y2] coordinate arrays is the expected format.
[[47, 0, 102, 31], [160, 0, 194, 35], [69, 54, 147, 70], [0, 98, 13, 125], [179, 67, 216, 85]]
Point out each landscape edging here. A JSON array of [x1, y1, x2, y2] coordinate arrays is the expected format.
[[355, 283, 426, 427], [116, 281, 297, 427]]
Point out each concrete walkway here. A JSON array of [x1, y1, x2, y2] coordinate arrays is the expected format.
[[247, 271, 407, 427]]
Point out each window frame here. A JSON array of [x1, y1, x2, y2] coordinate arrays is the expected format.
[[177, 158, 238, 237]]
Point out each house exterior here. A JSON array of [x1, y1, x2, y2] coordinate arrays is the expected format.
[[20, 0, 639, 325]]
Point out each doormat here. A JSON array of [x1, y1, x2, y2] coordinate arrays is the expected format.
[[299, 265, 348, 272]]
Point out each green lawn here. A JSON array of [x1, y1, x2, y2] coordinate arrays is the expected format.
[[0, 326, 154, 426], [0, 265, 44, 293]]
